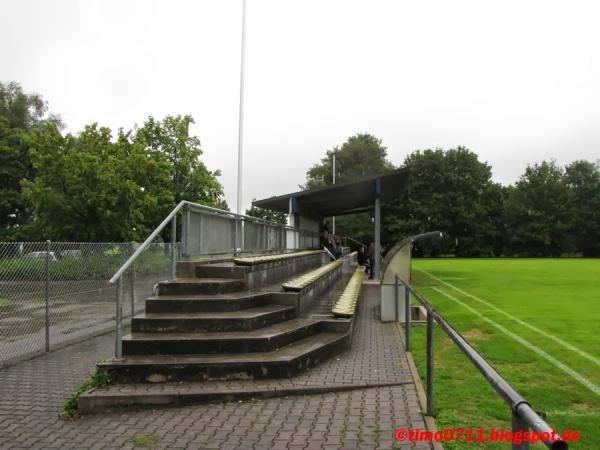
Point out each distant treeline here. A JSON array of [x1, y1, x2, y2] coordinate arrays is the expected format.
[[304, 134, 600, 257], [2, 82, 599, 256]]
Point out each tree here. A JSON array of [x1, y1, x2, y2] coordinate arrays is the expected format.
[[245, 206, 287, 225], [503, 161, 570, 256], [303, 133, 395, 246], [563, 160, 600, 256], [387, 147, 501, 256], [22, 124, 167, 241], [305, 133, 395, 189], [22, 116, 227, 241], [0, 82, 61, 239], [0, 81, 60, 129], [133, 115, 226, 209]]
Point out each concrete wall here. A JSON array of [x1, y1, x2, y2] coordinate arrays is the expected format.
[[272, 263, 343, 314], [176, 252, 328, 290], [245, 253, 325, 290]]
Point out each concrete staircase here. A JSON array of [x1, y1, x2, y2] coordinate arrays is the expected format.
[[98, 254, 350, 384]]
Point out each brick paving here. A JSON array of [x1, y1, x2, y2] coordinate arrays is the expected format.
[[0, 283, 433, 450]]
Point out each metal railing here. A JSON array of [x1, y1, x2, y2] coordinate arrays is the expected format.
[[394, 274, 568, 450], [108, 200, 320, 359], [0, 241, 174, 367], [342, 236, 367, 249]]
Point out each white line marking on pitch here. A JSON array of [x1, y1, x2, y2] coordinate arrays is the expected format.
[[545, 410, 600, 417], [431, 286, 600, 397], [417, 268, 600, 368]]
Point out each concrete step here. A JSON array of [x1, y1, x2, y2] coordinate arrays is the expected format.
[[145, 292, 272, 313], [157, 278, 245, 296], [100, 332, 349, 383], [122, 319, 322, 355], [194, 263, 248, 280], [131, 305, 296, 333]]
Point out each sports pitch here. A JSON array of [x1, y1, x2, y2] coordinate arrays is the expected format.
[[409, 258, 600, 449]]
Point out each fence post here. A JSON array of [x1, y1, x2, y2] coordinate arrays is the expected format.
[[45, 240, 51, 353], [115, 277, 123, 360], [232, 218, 238, 256], [405, 284, 411, 352], [426, 312, 434, 416], [264, 223, 268, 252], [511, 412, 530, 450], [241, 218, 245, 254], [130, 268, 135, 319], [171, 214, 177, 279], [182, 203, 190, 257]]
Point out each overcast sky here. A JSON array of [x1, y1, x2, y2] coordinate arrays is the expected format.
[[2, 0, 599, 212]]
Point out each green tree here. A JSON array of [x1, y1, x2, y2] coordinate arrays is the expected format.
[[305, 133, 395, 189], [245, 206, 287, 225], [22, 124, 170, 240], [563, 160, 600, 256], [22, 116, 226, 241], [303, 133, 395, 246], [504, 161, 570, 256], [0, 82, 61, 239], [387, 147, 501, 256], [0, 81, 61, 129], [133, 115, 226, 209]]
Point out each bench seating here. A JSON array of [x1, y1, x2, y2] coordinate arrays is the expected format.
[[332, 267, 365, 317], [281, 259, 343, 292], [234, 250, 322, 266]]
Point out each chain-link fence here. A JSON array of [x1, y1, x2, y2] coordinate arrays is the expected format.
[[0, 241, 178, 367]]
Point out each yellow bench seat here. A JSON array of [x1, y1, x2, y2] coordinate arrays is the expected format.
[[281, 259, 343, 292], [332, 267, 364, 317], [234, 250, 322, 266]]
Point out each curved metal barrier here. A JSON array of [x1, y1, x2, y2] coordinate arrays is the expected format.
[[380, 231, 442, 321]]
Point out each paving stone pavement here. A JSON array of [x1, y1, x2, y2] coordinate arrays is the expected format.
[[0, 283, 433, 450]]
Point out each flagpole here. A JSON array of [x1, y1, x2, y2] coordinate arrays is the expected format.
[[236, 0, 247, 214]]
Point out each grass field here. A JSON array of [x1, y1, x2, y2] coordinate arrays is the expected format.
[[409, 258, 600, 450]]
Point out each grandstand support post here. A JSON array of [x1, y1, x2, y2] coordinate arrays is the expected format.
[[426, 312, 434, 416], [394, 275, 399, 321], [511, 413, 530, 450], [45, 240, 50, 353], [405, 284, 411, 352], [171, 214, 177, 279], [374, 197, 381, 278], [332, 152, 336, 235]]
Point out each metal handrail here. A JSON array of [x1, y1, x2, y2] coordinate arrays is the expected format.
[[109, 201, 185, 284], [342, 236, 367, 248], [108, 200, 320, 360], [396, 274, 568, 450], [109, 200, 314, 284]]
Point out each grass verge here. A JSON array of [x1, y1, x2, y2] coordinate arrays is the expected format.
[[133, 435, 159, 448]]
